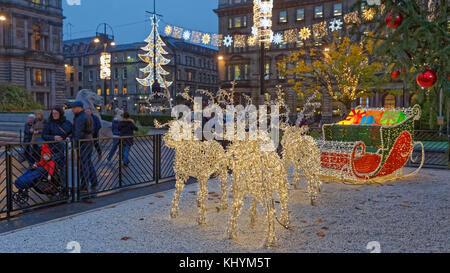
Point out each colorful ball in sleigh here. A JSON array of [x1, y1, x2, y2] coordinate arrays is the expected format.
[[379, 110, 406, 126]]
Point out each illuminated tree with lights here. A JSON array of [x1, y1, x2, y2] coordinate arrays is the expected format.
[[136, 17, 172, 92], [279, 35, 388, 115]]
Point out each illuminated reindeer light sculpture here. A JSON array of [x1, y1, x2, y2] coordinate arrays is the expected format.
[[281, 94, 322, 204], [221, 85, 289, 247], [156, 88, 229, 226]]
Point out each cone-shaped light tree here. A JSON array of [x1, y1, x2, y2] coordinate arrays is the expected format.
[[136, 16, 172, 92]]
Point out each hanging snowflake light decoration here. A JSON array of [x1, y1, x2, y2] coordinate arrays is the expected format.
[[329, 18, 343, 32], [182, 30, 191, 41], [223, 35, 233, 47], [201, 33, 211, 45], [272, 32, 283, 45], [363, 8, 376, 21], [247, 35, 257, 47], [299, 27, 311, 40]]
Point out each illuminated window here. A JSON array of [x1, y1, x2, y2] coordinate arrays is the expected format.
[[277, 62, 286, 80], [384, 94, 396, 109], [334, 3, 343, 16], [234, 65, 241, 80], [296, 9, 304, 21], [123, 85, 127, 95], [31, 25, 41, 50], [97, 87, 102, 95], [314, 6, 323, 18], [34, 69, 43, 85], [106, 88, 110, 95], [114, 85, 118, 95], [360, 97, 369, 108], [264, 63, 270, 80], [279, 11, 287, 23], [234, 17, 242, 28]]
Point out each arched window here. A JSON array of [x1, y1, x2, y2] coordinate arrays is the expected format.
[[384, 94, 396, 109]]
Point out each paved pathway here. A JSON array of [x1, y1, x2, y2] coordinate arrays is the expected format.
[[0, 167, 448, 253]]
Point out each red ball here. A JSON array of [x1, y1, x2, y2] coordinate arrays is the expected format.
[[391, 70, 400, 79], [385, 13, 403, 28], [416, 68, 437, 88]]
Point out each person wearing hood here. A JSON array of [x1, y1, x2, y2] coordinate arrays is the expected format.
[[43, 107, 73, 186], [30, 110, 46, 163], [107, 109, 123, 162]]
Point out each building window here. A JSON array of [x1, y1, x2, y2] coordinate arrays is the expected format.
[[114, 68, 119, 80], [360, 97, 369, 108], [277, 62, 286, 80], [314, 6, 323, 19], [279, 11, 287, 23], [70, 73, 74, 82], [123, 85, 128, 95], [229, 16, 247, 28], [97, 87, 101, 96], [88, 70, 93, 82], [34, 69, 43, 85], [296, 9, 304, 21], [31, 25, 41, 50], [188, 71, 193, 81], [123, 68, 127, 80], [334, 3, 343, 16], [264, 63, 270, 80], [114, 85, 118, 95], [234, 65, 241, 80], [384, 94, 396, 109], [78, 72, 83, 81], [89, 56, 93, 65]]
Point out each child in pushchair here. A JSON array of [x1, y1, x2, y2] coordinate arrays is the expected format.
[[13, 144, 64, 205]]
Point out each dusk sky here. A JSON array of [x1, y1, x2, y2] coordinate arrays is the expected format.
[[62, 0, 219, 44]]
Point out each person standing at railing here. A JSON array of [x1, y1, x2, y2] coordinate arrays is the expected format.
[[31, 110, 46, 164], [107, 109, 123, 162], [85, 109, 103, 160], [23, 114, 35, 166], [118, 112, 138, 168], [69, 101, 98, 193], [42, 107, 73, 186]]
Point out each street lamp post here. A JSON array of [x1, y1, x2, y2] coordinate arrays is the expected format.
[[93, 23, 115, 112]]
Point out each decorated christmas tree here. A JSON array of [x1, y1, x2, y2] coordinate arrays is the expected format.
[[354, 0, 449, 129], [136, 15, 173, 92]]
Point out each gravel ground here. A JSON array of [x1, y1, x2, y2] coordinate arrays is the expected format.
[[0, 167, 448, 253]]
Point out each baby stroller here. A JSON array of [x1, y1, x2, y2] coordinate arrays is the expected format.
[[13, 144, 66, 206]]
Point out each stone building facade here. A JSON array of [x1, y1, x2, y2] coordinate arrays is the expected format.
[[63, 36, 218, 113], [214, 0, 410, 123], [0, 0, 65, 108]]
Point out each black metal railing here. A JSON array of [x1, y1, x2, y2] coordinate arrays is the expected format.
[[0, 134, 175, 220]]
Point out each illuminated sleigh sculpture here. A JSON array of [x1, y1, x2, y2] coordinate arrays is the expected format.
[[318, 104, 425, 183]]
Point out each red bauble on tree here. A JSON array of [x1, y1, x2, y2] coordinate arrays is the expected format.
[[385, 13, 403, 28], [391, 70, 400, 79], [416, 67, 437, 88]]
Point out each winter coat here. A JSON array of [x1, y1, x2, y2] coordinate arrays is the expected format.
[[92, 114, 102, 136], [118, 119, 138, 146], [72, 110, 94, 148], [43, 117, 73, 141], [24, 122, 33, 143], [111, 118, 120, 136]]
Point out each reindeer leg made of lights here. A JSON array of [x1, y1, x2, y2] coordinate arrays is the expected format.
[[170, 174, 187, 219], [197, 175, 209, 226], [249, 197, 258, 228], [264, 191, 277, 248], [218, 168, 229, 210], [278, 177, 290, 227], [227, 191, 244, 240]]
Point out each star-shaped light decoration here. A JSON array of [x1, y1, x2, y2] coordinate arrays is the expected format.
[[247, 35, 257, 47], [272, 32, 283, 45], [164, 25, 173, 36], [329, 18, 343, 32], [223, 35, 233, 47], [182, 30, 191, 41], [363, 8, 376, 21], [299, 27, 311, 40], [201, 33, 211, 45]]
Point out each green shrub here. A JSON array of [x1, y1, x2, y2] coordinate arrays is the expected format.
[[0, 83, 43, 111], [100, 114, 173, 127]]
